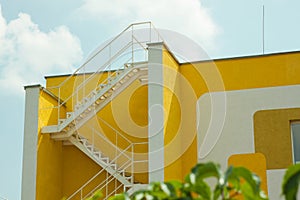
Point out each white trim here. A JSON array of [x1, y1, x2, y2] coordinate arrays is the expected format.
[[290, 121, 300, 164], [148, 42, 164, 182], [291, 123, 295, 164], [197, 84, 300, 167], [21, 85, 40, 200], [196, 84, 300, 197]]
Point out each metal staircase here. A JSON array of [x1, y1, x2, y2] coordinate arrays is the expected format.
[[65, 135, 132, 200], [40, 22, 162, 199], [65, 119, 148, 199], [42, 63, 148, 139]]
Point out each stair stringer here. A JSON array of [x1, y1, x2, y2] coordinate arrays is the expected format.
[[68, 135, 133, 188], [42, 66, 148, 140]]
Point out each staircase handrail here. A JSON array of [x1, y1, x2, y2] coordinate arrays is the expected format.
[[50, 21, 154, 89], [67, 140, 133, 200], [57, 40, 133, 109], [45, 22, 162, 124], [82, 161, 131, 200], [91, 127, 132, 161], [96, 116, 132, 145], [67, 125, 149, 200], [64, 29, 152, 109], [73, 56, 132, 110]]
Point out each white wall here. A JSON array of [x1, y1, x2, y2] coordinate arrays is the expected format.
[[196, 84, 300, 198]]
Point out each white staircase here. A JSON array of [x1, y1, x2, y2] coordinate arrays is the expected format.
[[66, 135, 133, 198], [42, 63, 148, 140], [40, 22, 162, 199], [70, 135, 133, 185], [65, 125, 147, 199]]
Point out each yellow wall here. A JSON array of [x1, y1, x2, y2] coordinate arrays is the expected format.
[[228, 153, 268, 195], [62, 146, 121, 199], [38, 47, 300, 198], [162, 47, 183, 181], [36, 89, 66, 200], [98, 82, 149, 183], [179, 51, 300, 176], [254, 108, 300, 169], [46, 72, 111, 112], [37, 87, 121, 199], [45, 70, 149, 185]]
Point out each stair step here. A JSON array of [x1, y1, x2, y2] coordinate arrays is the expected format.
[[68, 134, 138, 197], [80, 139, 88, 145], [100, 157, 109, 163], [58, 119, 65, 124], [93, 151, 101, 158], [51, 66, 149, 192], [110, 163, 117, 168], [85, 145, 94, 151], [92, 90, 97, 96], [99, 83, 106, 88], [83, 97, 89, 103], [66, 112, 73, 118], [79, 136, 87, 141], [84, 108, 92, 114]]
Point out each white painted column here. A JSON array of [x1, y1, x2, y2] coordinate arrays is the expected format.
[[148, 42, 165, 182], [22, 85, 40, 200]]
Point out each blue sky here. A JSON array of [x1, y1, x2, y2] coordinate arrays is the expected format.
[[0, 0, 300, 199]]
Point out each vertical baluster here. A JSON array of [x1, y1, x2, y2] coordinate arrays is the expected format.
[[58, 87, 61, 124]]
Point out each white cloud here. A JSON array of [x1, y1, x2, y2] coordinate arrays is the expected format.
[[78, 0, 220, 50], [0, 5, 83, 95]]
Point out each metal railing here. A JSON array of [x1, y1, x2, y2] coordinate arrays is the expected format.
[[66, 117, 148, 200], [46, 22, 163, 125]]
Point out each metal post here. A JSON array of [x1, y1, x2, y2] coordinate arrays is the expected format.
[[131, 25, 134, 64], [58, 88, 60, 124], [115, 131, 118, 165], [92, 128, 94, 150], [131, 144, 134, 184], [83, 65, 86, 100], [149, 22, 152, 43], [262, 5, 265, 54], [106, 172, 108, 197], [109, 44, 111, 78]]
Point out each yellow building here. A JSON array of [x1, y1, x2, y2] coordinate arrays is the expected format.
[[22, 22, 300, 200]]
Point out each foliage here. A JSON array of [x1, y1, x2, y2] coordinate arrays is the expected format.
[[282, 163, 300, 200], [108, 162, 267, 200], [87, 162, 300, 200], [86, 190, 103, 200]]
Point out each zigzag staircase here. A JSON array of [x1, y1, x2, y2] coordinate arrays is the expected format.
[[65, 133, 135, 200], [57, 65, 148, 199], [42, 63, 148, 139], [41, 22, 161, 199]]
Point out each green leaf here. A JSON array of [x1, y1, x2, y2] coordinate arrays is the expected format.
[[190, 179, 211, 199], [282, 163, 300, 200], [130, 190, 149, 200], [224, 167, 268, 200], [168, 180, 183, 191], [161, 182, 177, 197], [213, 185, 221, 200], [231, 167, 261, 195], [191, 162, 222, 180], [85, 190, 103, 200], [213, 166, 235, 200], [131, 190, 159, 200], [108, 193, 130, 200]]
